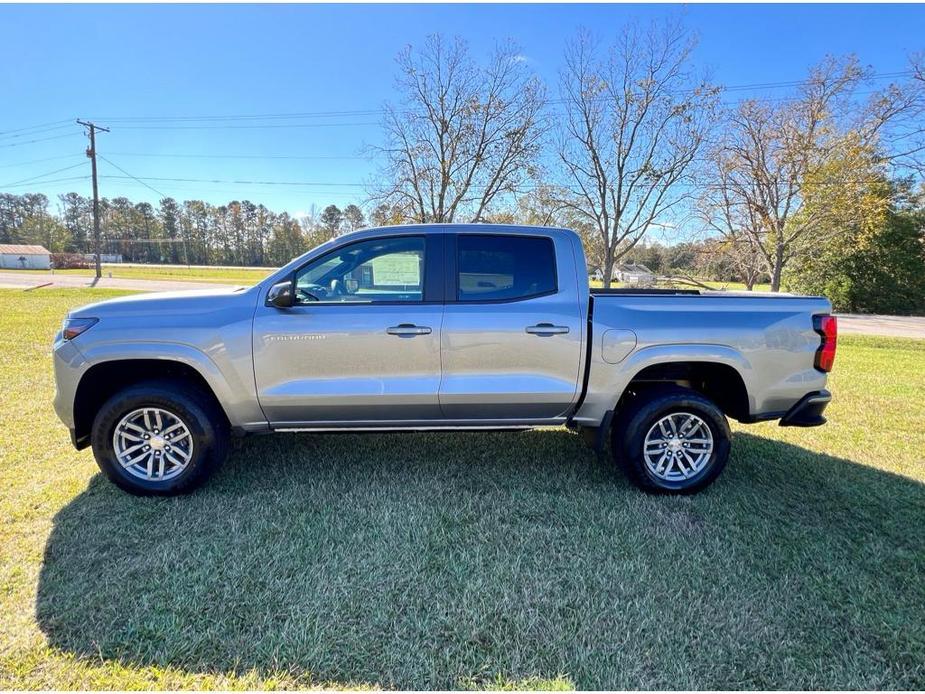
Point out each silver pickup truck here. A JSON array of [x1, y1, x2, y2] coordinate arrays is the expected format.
[[52, 224, 836, 496]]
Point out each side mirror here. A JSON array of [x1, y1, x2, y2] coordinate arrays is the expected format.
[[266, 280, 294, 309]]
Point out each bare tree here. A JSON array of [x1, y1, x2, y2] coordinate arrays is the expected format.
[[556, 22, 719, 287], [696, 142, 770, 290], [704, 236, 765, 290], [373, 35, 545, 223], [701, 55, 911, 291], [878, 53, 925, 177], [516, 183, 604, 273]]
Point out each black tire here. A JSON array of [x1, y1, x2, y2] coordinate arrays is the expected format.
[[90, 379, 229, 496], [611, 385, 731, 494]]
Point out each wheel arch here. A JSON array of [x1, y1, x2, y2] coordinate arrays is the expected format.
[[619, 359, 751, 423], [72, 358, 231, 449]]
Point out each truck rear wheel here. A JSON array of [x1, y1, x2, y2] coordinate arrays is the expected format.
[[611, 386, 731, 494], [90, 380, 229, 496]]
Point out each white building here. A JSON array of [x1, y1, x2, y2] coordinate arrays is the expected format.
[[614, 262, 656, 285], [0, 244, 51, 270]]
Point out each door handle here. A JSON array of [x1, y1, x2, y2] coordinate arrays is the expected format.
[[525, 323, 570, 335], [386, 323, 432, 336]]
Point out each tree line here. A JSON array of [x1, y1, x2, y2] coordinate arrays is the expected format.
[[2, 21, 924, 313], [0, 193, 369, 267]]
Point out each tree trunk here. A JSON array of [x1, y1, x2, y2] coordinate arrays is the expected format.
[[744, 265, 757, 291], [770, 242, 785, 292], [602, 255, 615, 289]]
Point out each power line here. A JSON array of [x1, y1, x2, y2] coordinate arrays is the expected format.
[[0, 118, 71, 136], [98, 109, 384, 123], [86, 70, 914, 125], [1, 175, 89, 189], [113, 121, 380, 131], [0, 132, 78, 148], [0, 162, 87, 188], [0, 123, 75, 142], [5, 172, 890, 194], [0, 153, 83, 169], [98, 155, 169, 199], [100, 174, 366, 187], [99, 179, 361, 198], [107, 151, 368, 161], [0, 69, 912, 143], [0, 68, 907, 148], [83, 87, 899, 132]]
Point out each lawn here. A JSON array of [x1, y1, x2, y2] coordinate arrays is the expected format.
[[696, 280, 773, 292], [20, 266, 768, 291], [15, 264, 273, 285], [588, 278, 773, 292], [1, 288, 923, 689]]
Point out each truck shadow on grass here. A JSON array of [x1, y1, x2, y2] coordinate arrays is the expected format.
[[36, 430, 925, 689]]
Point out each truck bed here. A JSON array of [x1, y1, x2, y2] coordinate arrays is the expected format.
[[590, 287, 701, 296], [573, 289, 832, 426]]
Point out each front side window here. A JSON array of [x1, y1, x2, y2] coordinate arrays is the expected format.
[[294, 236, 425, 303], [457, 234, 557, 302]]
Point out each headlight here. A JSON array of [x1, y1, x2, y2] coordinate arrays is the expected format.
[[62, 317, 98, 340]]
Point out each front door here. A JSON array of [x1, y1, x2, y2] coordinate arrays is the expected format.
[[253, 234, 444, 425], [439, 232, 585, 420]]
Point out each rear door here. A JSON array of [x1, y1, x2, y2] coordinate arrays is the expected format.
[[252, 233, 445, 425], [438, 232, 584, 420]]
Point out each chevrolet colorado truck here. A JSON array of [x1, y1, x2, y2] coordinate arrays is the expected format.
[[52, 224, 836, 496]]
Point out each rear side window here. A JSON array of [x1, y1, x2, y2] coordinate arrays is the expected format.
[[457, 235, 557, 302]]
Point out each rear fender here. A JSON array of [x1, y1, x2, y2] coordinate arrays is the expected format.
[[575, 343, 754, 425]]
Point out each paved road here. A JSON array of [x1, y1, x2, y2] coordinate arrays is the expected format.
[[0, 271, 239, 293], [835, 313, 925, 339], [2, 271, 922, 338]]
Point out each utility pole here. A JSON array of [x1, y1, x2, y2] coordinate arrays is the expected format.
[[76, 120, 109, 279]]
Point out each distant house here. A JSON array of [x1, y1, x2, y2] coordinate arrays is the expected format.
[[614, 262, 655, 285], [0, 244, 51, 270]]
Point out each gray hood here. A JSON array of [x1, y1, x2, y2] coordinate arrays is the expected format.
[[69, 286, 258, 319]]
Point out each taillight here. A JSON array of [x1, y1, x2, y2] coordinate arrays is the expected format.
[[813, 315, 837, 372]]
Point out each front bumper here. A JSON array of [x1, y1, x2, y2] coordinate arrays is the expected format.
[[779, 389, 831, 427], [52, 334, 88, 432]]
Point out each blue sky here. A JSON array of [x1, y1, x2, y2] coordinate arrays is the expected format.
[[1, 3, 923, 219]]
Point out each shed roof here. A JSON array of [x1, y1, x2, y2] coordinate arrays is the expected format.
[[0, 244, 51, 255], [617, 262, 654, 274]]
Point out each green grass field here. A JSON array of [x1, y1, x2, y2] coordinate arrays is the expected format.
[[15, 264, 273, 284], [1, 288, 923, 689], [17, 265, 770, 292], [588, 278, 773, 292], [697, 280, 773, 292]]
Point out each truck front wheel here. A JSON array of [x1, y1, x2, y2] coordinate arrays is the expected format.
[[611, 386, 731, 494], [90, 380, 229, 496]]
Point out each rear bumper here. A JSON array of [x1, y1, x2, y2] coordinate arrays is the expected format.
[[779, 390, 831, 427]]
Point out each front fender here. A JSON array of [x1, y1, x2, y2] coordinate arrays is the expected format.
[[77, 341, 265, 429]]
